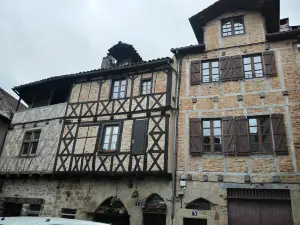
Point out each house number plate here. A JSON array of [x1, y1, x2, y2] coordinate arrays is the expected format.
[[192, 211, 197, 216]]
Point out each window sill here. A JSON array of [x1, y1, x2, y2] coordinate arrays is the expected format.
[[97, 150, 118, 155], [19, 155, 37, 158], [222, 32, 246, 38], [110, 98, 126, 101]]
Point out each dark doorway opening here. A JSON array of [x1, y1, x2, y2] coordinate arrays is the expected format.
[[3, 203, 22, 217], [93, 196, 130, 225], [143, 213, 166, 225], [184, 218, 207, 225]]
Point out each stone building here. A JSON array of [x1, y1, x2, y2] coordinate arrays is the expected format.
[[171, 0, 300, 225], [0, 42, 176, 225]]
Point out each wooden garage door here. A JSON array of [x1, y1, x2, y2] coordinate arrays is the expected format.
[[228, 189, 293, 225]]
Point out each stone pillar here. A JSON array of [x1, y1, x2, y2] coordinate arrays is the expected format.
[[291, 188, 300, 225]]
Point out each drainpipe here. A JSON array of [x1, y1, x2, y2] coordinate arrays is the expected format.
[[171, 50, 183, 225]]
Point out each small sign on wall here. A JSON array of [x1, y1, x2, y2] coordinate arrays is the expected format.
[[192, 211, 198, 216]]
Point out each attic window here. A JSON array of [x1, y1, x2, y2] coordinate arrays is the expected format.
[[222, 16, 244, 37]]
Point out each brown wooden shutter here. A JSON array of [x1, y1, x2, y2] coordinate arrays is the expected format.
[[222, 117, 235, 155], [132, 119, 148, 155], [231, 55, 243, 80], [190, 61, 201, 85], [271, 114, 288, 155], [263, 51, 277, 77], [220, 56, 232, 81], [235, 116, 250, 155], [189, 118, 202, 155]]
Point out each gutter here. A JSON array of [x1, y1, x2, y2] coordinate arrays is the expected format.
[[171, 50, 183, 225]]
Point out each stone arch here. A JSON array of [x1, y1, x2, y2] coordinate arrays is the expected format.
[[186, 198, 211, 210], [93, 196, 130, 225], [143, 193, 166, 213]]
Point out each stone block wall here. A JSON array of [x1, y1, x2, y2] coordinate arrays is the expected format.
[[205, 11, 265, 50], [178, 40, 300, 178], [0, 178, 172, 225]]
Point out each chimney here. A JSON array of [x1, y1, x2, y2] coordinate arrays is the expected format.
[[101, 54, 116, 69], [280, 18, 290, 32]]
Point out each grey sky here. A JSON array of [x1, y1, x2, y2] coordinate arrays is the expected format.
[[0, 0, 298, 96]]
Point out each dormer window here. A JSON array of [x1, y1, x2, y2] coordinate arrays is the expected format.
[[222, 16, 245, 37]]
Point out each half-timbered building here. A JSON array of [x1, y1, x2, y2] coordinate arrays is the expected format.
[[171, 0, 300, 225], [0, 42, 176, 225]]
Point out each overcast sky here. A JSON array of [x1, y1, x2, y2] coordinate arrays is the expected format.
[[0, 0, 298, 96]]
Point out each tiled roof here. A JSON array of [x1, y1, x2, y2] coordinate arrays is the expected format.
[[0, 88, 26, 120], [170, 44, 205, 55], [14, 57, 172, 90]]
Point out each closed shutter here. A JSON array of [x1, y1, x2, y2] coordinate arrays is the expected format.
[[235, 116, 250, 155], [132, 120, 148, 155], [263, 51, 277, 77], [271, 114, 288, 155], [223, 117, 235, 155], [231, 55, 243, 80], [220, 56, 232, 81], [189, 118, 202, 155], [190, 61, 201, 85]]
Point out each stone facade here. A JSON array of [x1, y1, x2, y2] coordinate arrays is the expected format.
[[0, 178, 172, 225], [177, 10, 300, 225]]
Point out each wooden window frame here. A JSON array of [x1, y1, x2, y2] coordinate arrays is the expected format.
[[243, 54, 264, 79], [221, 16, 245, 37], [248, 116, 273, 154], [110, 78, 127, 100], [202, 119, 222, 154], [97, 121, 123, 154], [201, 60, 220, 83], [20, 130, 41, 157], [140, 78, 153, 95]]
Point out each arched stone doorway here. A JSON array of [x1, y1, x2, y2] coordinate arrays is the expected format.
[[143, 194, 166, 225], [93, 196, 130, 225]]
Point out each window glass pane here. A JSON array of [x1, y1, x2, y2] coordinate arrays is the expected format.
[[212, 61, 218, 68], [119, 91, 125, 98], [203, 129, 210, 136], [113, 87, 119, 92], [22, 143, 29, 155], [214, 128, 221, 136], [112, 135, 118, 143], [103, 144, 109, 150], [203, 145, 210, 152], [30, 142, 38, 155], [114, 81, 119, 86], [245, 72, 252, 79], [113, 126, 119, 134], [203, 121, 210, 128], [34, 131, 40, 140], [260, 117, 269, 126], [262, 135, 270, 143], [212, 68, 219, 74], [264, 143, 273, 152], [203, 136, 210, 144], [254, 56, 262, 63], [255, 70, 263, 77], [121, 80, 126, 85], [244, 64, 251, 71], [214, 144, 222, 152], [250, 135, 259, 143], [111, 143, 117, 150], [212, 75, 220, 82], [202, 63, 209, 69], [104, 135, 110, 143], [25, 132, 32, 141], [243, 57, 251, 64], [105, 127, 111, 135], [203, 76, 210, 83], [250, 144, 259, 152], [213, 120, 221, 127], [250, 127, 258, 134], [113, 93, 118, 99], [261, 126, 270, 134], [121, 86, 126, 91], [202, 69, 209, 75], [254, 63, 262, 70], [249, 119, 257, 126], [214, 136, 221, 144]]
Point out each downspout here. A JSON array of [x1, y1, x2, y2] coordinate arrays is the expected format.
[[171, 50, 183, 225]]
